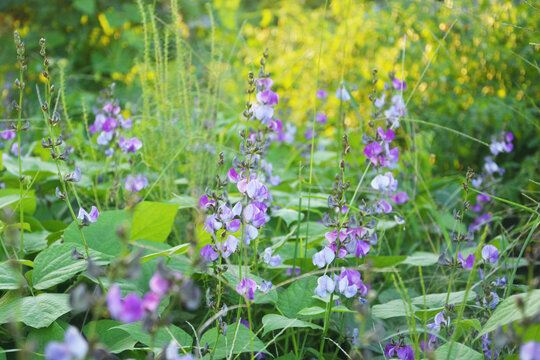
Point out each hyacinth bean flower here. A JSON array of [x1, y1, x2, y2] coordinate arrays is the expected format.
[[312, 246, 335, 268], [457, 253, 475, 270], [237, 278, 258, 300], [219, 235, 238, 258], [315, 112, 328, 124], [200, 244, 219, 262], [385, 343, 414, 360], [118, 136, 143, 153], [520, 341, 540, 360], [106, 284, 144, 323], [316, 89, 328, 99], [263, 247, 282, 267], [482, 244, 499, 263], [0, 130, 15, 140], [335, 86, 351, 101], [314, 275, 335, 298], [392, 77, 407, 91], [259, 279, 272, 292], [66, 166, 82, 182], [371, 172, 398, 193], [77, 206, 99, 225], [125, 174, 149, 193], [165, 341, 195, 360], [44, 326, 88, 360], [198, 194, 215, 210], [391, 192, 408, 204]]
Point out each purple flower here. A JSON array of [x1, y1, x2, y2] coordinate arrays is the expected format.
[[199, 195, 215, 210], [227, 168, 242, 183], [257, 89, 279, 106], [392, 77, 407, 91], [125, 174, 149, 193], [77, 206, 99, 225], [385, 343, 414, 360], [102, 117, 117, 132], [118, 137, 143, 153], [219, 235, 238, 258], [142, 292, 161, 312], [520, 341, 540, 360], [427, 311, 449, 334], [481, 334, 498, 359], [316, 89, 328, 99], [314, 275, 335, 298], [10, 142, 21, 156], [120, 117, 132, 129], [377, 127, 395, 142], [481, 291, 500, 310], [482, 245, 499, 263], [457, 253, 475, 270], [286, 267, 301, 277], [256, 78, 273, 90], [236, 278, 258, 300], [315, 112, 328, 124], [477, 193, 491, 203], [45, 326, 88, 360], [312, 246, 335, 268], [0, 130, 15, 140], [263, 247, 282, 267], [337, 270, 366, 298], [203, 214, 222, 234], [484, 157, 503, 176], [201, 244, 218, 262], [246, 179, 269, 202], [149, 271, 170, 296], [363, 142, 383, 165], [335, 86, 351, 102], [469, 213, 493, 232], [391, 192, 409, 204], [373, 199, 392, 214], [259, 279, 272, 292], [106, 284, 144, 323], [371, 172, 398, 193], [97, 131, 113, 146], [242, 224, 259, 244], [304, 129, 315, 140], [374, 93, 386, 108], [165, 341, 195, 360], [66, 167, 82, 182]]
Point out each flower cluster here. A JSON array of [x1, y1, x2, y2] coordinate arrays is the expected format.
[[421, 310, 450, 352], [45, 326, 88, 360], [106, 269, 176, 323], [469, 131, 514, 233], [89, 85, 141, 158], [384, 339, 414, 360]]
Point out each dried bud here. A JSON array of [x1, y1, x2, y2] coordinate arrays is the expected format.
[[71, 247, 84, 260]]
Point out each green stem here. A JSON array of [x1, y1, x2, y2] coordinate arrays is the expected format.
[[318, 293, 334, 360], [16, 63, 24, 256]]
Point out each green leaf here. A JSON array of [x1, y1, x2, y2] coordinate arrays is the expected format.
[[83, 320, 137, 353], [114, 322, 192, 351], [454, 319, 482, 340], [372, 300, 420, 319], [0, 263, 24, 290], [435, 342, 483, 360], [201, 322, 269, 359], [478, 290, 540, 337], [297, 306, 325, 317], [64, 210, 128, 256], [273, 208, 304, 227], [73, 0, 96, 15], [0, 293, 70, 328], [0, 189, 36, 214], [27, 321, 66, 354], [402, 252, 439, 266], [262, 314, 322, 336], [140, 243, 190, 263], [277, 276, 318, 318], [3, 156, 57, 177], [130, 202, 178, 243], [368, 256, 407, 268], [32, 243, 111, 290]]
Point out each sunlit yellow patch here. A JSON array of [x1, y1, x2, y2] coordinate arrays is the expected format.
[[260, 9, 273, 27], [98, 13, 114, 36], [81, 15, 88, 25]]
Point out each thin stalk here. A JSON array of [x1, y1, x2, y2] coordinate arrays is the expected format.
[[16, 60, 24, 256]]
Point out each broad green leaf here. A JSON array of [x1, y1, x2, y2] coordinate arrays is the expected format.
[[23, 231, 48, 253], [83, 320, 137, 353], [0, 263, 24, 290], [368, 256, 406, 268], [0, 189, 36, 214], [140, 243, 190, 263], [3, 156, 57, 177], [27, 321, 66, 354], [114, 322, 192, 351], [273, 208, 304, 227], [64, 210, 128, 256], [372, 300, 420, 319], [73, 0, 95, 15], [32, 243, 111, 290], [297, 306, 325, 317], [130, 202, 178, 243], [454, 319, 482, 340], [411, 291, 476, 308], [0, 348, 6, 360], [478, 290, 540, 337], [0, 293, 70, 328], [277, 276, 318, 318], [200, 322, 269, 360], [402, 252, 439, 266], [261, 314, 322, 336], [435, 342, 483, 360]]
